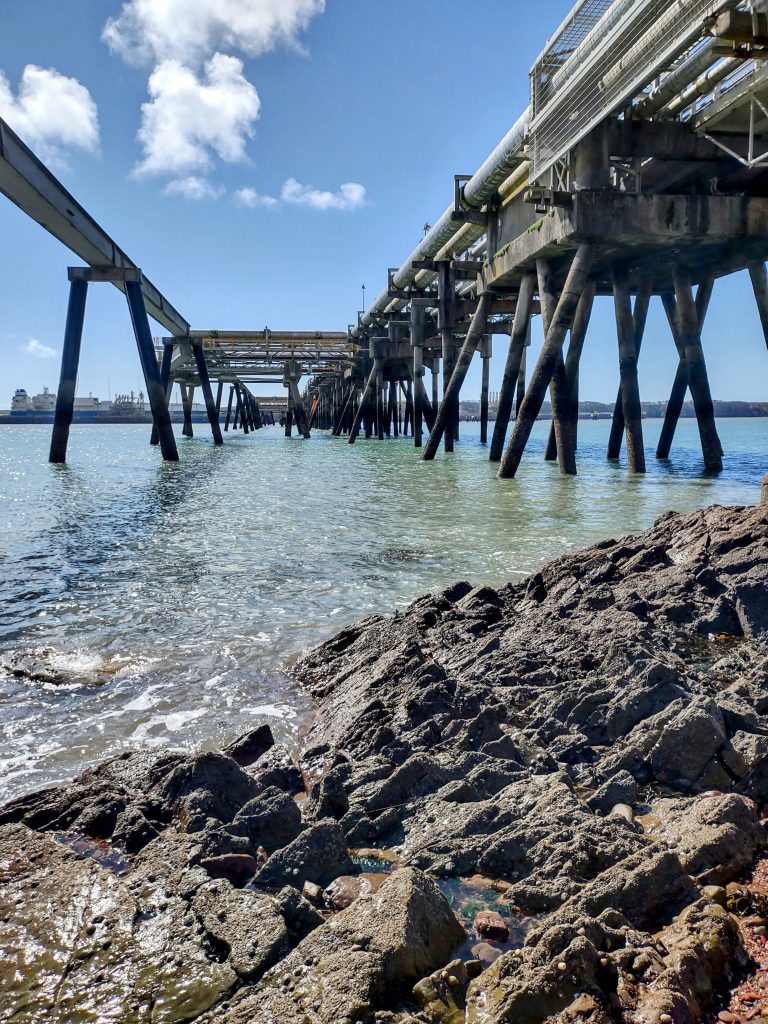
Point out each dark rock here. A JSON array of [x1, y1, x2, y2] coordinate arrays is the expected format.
[[587, 769, 639, 814], [204, 868, 466, 1023], [304, 765, 349, 821], [221, 723, 274, 767], [191, 878, 288, 980], [225, 786, 303, 853], [247, 743, 305, 797], [274, 886, 324, 944], [152, 752, 262, 832], [252, 818, 357, 890], [200, 853, 259, 887]]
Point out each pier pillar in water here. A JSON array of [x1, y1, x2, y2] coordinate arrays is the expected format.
[[215, 381, 224, 417], [49, 278, 88, 464], [150, 340, 174, 447], [672, 267, 722, 472], [348, 359, 380, 443], [236, 385, 249, 434], [612, 266, 645, 474], [607, 275, 652, 460], [516, 346, 527, 417], [404, 378, 413, 438], [498, 243, 595, 479], [423, 292, 493, 460], [656, 278, 713, 459], [480, 334, 491, 444], [411, 301, 426, 448], [538, 260, 562, 463], [562, 277, 596, 459], [285, 361, 310, 439], [124, 278, 178, 462], [376, 370, 385, 441], [180, 384, 194, 437], [437, 260, 456, 451], [192, 342, 224, 444], [224, 386, 234, 431], [490, 272, 535, 462]]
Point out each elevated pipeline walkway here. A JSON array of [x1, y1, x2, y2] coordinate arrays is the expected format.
[[323, 0, 768, 482]]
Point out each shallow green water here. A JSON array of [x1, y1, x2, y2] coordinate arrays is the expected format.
[[1, 418, 766, 798]]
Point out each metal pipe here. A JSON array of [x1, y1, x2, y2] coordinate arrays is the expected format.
[[661, 55, 743, 117], [636, 38, 731, 117]]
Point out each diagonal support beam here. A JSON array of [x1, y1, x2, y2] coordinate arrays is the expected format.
[[498, 244, 595, 479], [607, 275, 653, 459], [423, 292, 493, 460], [490, 272, 536, 462], [192, 342, 224, 444], [656, 274, 715, 460]]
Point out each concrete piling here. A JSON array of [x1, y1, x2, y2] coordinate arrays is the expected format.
[[498, 244, 595, 479]]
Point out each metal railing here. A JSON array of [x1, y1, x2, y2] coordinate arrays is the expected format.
[[529, 0, 737, 180]]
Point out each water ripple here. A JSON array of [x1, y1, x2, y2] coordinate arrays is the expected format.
[[0, 419, 766, 798]]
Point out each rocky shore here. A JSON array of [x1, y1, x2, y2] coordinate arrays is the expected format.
[[3, 502, 768, 1023]]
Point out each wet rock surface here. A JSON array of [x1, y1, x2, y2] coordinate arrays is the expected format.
[[3, 503, 768, 1022]]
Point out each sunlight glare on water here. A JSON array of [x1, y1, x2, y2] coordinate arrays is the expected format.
[[1, 418, 766, 798]]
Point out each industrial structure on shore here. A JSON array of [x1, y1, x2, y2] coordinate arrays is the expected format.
[[3, 0, 768, 482]]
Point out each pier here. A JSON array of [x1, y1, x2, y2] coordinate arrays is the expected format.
[[3, 0, 768, 484]]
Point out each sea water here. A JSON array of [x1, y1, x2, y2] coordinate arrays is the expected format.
[[1, 418, 766, 799]]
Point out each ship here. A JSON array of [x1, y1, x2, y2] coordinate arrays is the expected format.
[[1, 387, 210, 425]]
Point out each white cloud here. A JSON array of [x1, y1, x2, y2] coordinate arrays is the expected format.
[[0, 65, 99, 163], [103, 0, 325, 67], [134, 54, 260, 177], [234, 186, 278, 208], [233, 179, 367, 212], [25, 338, 57, 359], [164, 176, 224, 200], [280, 178, 366, 211]]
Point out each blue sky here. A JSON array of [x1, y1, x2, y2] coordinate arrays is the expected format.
[[0, 0, 767, 407]]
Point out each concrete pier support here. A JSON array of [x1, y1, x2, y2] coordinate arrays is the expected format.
[[672, 267, 722, 472], [224, 386, 234, 431], [411, 302, 426, 448], [404, 379, 413, 437], [538, 261, 562, 463], [124, 280, 178, 462], [349, 361, 380, 443], [612, 266, 645, 473], [516, 347, 527, 417], [562, 277, 596, 456], [490, 272, 535, 462], [423, 292, 493, 460], [180, 384, 194, 437], [192, 342, 223, 444], [49, 279, 88, 464], [607, 276, 653, 459], [150, 340, 174, 447], [480, 334, 491, 444], [376, 371, 385, 440], [656, 275, 716, 462], [237, 386, 250, 434], [498, 243, 595, 479], [437, 261, 456, 452]]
